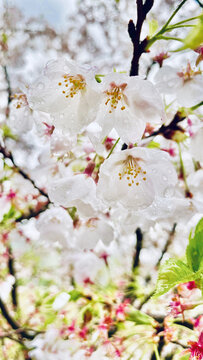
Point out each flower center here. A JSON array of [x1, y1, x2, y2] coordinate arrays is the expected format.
[[13, 94, 28, 109], [118, 156, 147, 187], [58, 74, 86, 99], [177, 63, 202, 82], [105, 82, 127, 113]]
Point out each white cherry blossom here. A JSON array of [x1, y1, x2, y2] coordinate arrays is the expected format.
[[75, 217, 114, 250], [27, 59, 100, 135], [95, 72, 165, 144], [36, 207, 73, 248], [154, 65, 203, 107], [97, 147, 177, 210], [28, 329, 79, 360], [69, 252, 105, 285], [190, 127, 203, 163], [8, 95, 33, 135], [52, 292, 70, 311], [48, 174, 105, 218]]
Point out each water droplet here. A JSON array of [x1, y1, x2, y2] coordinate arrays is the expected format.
[[168, 80, 174, 87], [37, 82, 44, 90], [163, 176, 167, 181], [24, 110, 29, 117], [152, 168, 157, 173], [164, 186, 174, 198]]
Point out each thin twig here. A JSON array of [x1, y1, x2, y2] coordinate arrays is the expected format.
[[0, 145, 50, 200], [0, 297, 35, 340], [156, 223, 177, 267], [132, 227, 143, 269], [8, 247, 18, 309], [3, 65, 12, 117], [145, 111, 186, 140], [138, 224, 176, 310], [15, 203, 50, 223]]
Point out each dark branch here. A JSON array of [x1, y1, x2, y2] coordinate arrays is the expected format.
[[0, 145, 50, 200], [3, 65, 12, 114], [8, 247, 18, 309], [15, 203, 50, 223], [0, 297, 35, 340], [132, 227, 143, 269], [128, 0, 154, 76], [145, 111, 186, 140], [156, 223, 177, 267]]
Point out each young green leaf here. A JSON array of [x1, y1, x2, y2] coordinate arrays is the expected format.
[[154, 259, 195, 298], [186, 218, 203, 272], [126, 309, 156, 326]]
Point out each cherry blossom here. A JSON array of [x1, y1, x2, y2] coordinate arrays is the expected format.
[[97, 147, 177, 210], [27, 59, 100, 135], [75, 217, 114, 250], [154, 64, 203, 107], [95, 72, 165, 143], [48, 174, 105, 218]]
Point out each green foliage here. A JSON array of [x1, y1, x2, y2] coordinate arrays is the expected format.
[[0, 205, 20, 227], [2, 33, 8, 44], [153, 259, 196, 298], [148, 19, 159, 38], [1, 125, 17, 140], [154, 218, 203, 297], [126, 309, 156, 326], [177, 354, 190, 360], [147, 141, 160, 149], [69, 289, 83, 301], [177, 13, 203, 50], [186, 218, 203, 272]]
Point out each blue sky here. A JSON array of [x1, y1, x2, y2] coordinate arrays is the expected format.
[[7, 0, 76, 29]]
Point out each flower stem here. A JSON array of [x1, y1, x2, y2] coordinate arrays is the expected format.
[[106, 137, 120, 159], [153, 344, 161, 360]]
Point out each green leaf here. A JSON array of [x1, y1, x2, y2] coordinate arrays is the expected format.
[[154, 259, 195, 298], [148, 19, 159, 38], [126, 309, 156, 326], [2, 33, 8, 44], [1, 125, 17, 140], [147, 141, 160, 149], [177, 354, 190, 360], [1, 205, 16, 224], [195, 217, 203, 235], [186, 218, 203, 272], [176, 14, 203, 51], [69, 289, 82, 301]]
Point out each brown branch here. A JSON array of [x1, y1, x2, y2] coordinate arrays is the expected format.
[[8, 247, 18, 309], [0, 297, 35, 340], [128, 0, 154, 76], [156, 223, 177, 267], [145, 111, 186, 140], [3, 65, 12, 117], [15, 203, 50, 223], [132, 227, 143, 269], [0, 145, 50, 200]]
